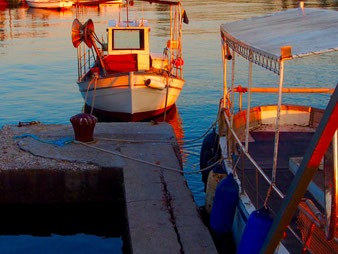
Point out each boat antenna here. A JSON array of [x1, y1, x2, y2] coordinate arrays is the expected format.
[[126, 0, 129, 26], [118, 6, 121, 24], [142, 2, 144, 25]]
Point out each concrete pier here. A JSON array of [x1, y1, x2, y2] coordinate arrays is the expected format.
[[0, 122, 217, 253]]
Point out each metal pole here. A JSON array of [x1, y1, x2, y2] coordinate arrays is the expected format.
[[233, 87, 334, 94], [77, 46, 80, 80], [170, 5, 173, 70], [245, 54, 252, 152], [230, 49, 236, 157], [126, 0, 129, 26], [222, 40, 227, 107], [271, 60, 285, 184], [230, 49, 235, 128], [239, 92, 242, 111], [260, 85, 338, 254]]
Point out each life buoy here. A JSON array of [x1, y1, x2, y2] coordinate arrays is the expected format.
[[172, 57, 184, 67]]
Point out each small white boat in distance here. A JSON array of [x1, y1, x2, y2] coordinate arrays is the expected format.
[[26, 0, 73, 9]]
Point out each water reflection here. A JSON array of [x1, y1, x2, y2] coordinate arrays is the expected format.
[[152, 105, 189, 166], [0, 0, 337, 207], [27, 7, 73, 19]]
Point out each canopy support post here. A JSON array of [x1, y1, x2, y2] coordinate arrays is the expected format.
[[230, 49, 236, 158], [222, 40, 227, 107], [241, 53, 252, 195], [230, 49, 236, 128], [271, 59, 285, 184], [244, 53, 252, 152]]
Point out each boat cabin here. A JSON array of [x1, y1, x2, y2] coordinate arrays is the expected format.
[[104, 20, 150, 73]]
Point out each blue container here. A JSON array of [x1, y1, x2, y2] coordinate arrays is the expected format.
[[210, 173, 239, 234], [236, 207, 274, 254]]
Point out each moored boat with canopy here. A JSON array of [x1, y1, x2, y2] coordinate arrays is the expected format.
[[208, 3, 338, 253]]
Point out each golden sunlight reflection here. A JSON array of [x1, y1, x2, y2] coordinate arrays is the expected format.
[[154, 105, 189, 167]]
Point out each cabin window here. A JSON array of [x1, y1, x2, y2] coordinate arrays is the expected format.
[[112, 29, 144, 50]]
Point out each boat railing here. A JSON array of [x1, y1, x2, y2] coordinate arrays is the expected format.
[[77, 46, 96, 81], [228, 86, 334, 111], [219, 91, 338, 251], [220, 87, 335, 196], [219, 99, 285, 199]]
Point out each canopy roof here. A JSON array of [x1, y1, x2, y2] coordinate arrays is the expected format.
[[221, 8, 338, 74]]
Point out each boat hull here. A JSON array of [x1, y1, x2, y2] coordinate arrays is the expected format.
[[75, 0, 115, 6], [78, 72, 184, 121], [26, 0, 73, 9]]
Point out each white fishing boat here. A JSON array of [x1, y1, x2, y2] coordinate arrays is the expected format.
[[26, 0, 73, 9], [71, 0, 188, 121], [202, 3, 338, 253]]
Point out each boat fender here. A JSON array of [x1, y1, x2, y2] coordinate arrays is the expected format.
[[236, 207, 274, 254], [200, 129, 220, 186], [210, 173, 239, 235], [205, 163, 227, 215], [172, 57, 184, 67], [144, 79, 166, 90]]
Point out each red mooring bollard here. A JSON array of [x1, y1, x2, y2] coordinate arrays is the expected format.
[[70, 113, 98, 142]]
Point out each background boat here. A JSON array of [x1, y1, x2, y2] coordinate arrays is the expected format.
[[25, 0, 73, 9], [73, 0, 187, 121], [74, 0, 121, 6]]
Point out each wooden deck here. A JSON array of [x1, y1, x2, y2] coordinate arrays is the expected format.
[[236, 126, 328, 252]]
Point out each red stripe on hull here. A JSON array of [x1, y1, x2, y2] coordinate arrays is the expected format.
[[84, 104, 175, 122]]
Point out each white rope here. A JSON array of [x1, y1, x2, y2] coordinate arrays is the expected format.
[[90, 75, 98, 115], [232, 151, 242, 176], [83, 77, 96, 113], [74, 140, 223, 174]]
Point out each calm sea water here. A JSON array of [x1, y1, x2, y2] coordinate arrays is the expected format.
[[0, 0, 337, 253]]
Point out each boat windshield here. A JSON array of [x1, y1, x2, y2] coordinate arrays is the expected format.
[[112, 29, 145, 50]]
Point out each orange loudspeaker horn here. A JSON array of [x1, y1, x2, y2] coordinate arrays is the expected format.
[[72, 19, 83, 48], [84, 19, 94, 48], [71, 18, 95, 48]]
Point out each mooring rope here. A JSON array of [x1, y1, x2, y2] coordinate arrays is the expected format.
[[74, 140, 223, 174], [13, 119, 221, 174], [13, 134, 74, 147], [83, 76, 96, 113], [97, 120, 218, 144], [90, 75, 98, 115]]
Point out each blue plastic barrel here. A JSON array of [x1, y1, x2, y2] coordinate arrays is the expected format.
[[236, 207, 273, 254], [210, 173, 239, 235]]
